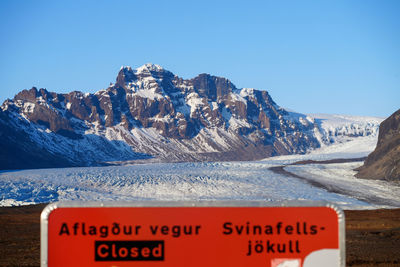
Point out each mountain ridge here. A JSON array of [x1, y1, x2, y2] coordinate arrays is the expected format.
[[0, 64, 381, 170]]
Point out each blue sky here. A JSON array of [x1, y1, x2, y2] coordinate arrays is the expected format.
[[0, 0, 399, 117]]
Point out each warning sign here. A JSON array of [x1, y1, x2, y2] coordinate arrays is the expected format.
[[41, 201, 345, 267]]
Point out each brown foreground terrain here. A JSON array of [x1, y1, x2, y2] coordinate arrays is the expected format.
[[0, 204, 399, 266]]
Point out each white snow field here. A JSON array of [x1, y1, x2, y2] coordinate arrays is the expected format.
[[1, 114, 399, 209], [0, 160, 373, 208]]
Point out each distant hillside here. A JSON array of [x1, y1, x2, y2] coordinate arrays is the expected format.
[[356, 109, 400, 181]]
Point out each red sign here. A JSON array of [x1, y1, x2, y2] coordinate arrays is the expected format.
[[41, 202, 344, 267]]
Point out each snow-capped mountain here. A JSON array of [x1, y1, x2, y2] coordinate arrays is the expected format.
[[0, 64, 382, 170]]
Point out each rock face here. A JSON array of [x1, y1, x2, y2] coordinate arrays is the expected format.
[[356, 109, 400, 181], [0, 63, 379, 170]]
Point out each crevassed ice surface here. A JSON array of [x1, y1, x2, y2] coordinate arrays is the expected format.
[[0, 161, 371, 208], [1, 135, 399, 209]]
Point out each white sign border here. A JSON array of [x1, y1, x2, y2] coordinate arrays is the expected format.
[[41, 200, 345, 267]]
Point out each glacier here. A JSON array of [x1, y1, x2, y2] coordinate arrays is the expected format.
[[0, 118, 400, 209], [1, 114, 399, 210]]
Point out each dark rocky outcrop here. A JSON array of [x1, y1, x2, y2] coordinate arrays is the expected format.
[[356, 109, 400, 181]]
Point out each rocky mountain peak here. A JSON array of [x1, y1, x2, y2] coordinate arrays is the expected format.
[[115, 64, 174, 90], [190, 73, 236, 102], [14, 87, 40, 102], [136, 63, 164, 74], [1, 63, 381, 170], [116, 66, 137, 88]]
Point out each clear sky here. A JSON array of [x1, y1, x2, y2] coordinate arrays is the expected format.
[[0, 0, 399, 118]]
